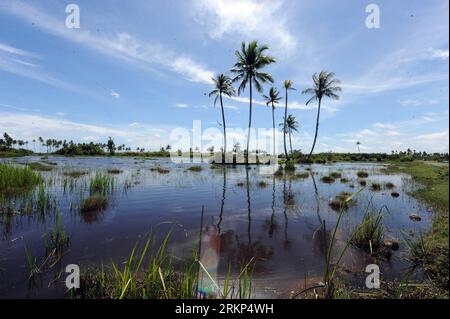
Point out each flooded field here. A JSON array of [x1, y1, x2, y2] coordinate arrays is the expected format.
[[0, 156, 432, 298]]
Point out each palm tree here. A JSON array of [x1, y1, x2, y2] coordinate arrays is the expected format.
[[209, 74, 236, 161], [286, 114, 299, 155], [356, 141, 361, 153], [302, 71, 341, 156], [262, 87, 282, 157], [282, 80, 295, 160], [279, 115, 299, 155], [231, 41, 275, 163]]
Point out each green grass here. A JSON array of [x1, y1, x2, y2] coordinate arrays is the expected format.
[[387, 161, 449, 289], [74, 234, 253, 299], [0, 163, 42, 195], [386, 161, 449, 290], [350, 210, 389, 258], [90, 172, 114, 195], [45, 210, 70, 253]]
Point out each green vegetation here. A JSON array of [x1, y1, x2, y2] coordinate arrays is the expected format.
[[385, 182, 395, 189], [107, 169, 123, 175], [370, 183, 382, 191], [64, 171, 88, 178], [90, 172, 114, 195], [262, 87, 282, 157], [329, 192, 355, 211], [302, 71, 341, 156], [56, 142, 105, 156], [231, 41, 275, 163], [294, 172, 309, 179], [321, 175, 335, 183], [74, 234, 253, 299], [28, 162, 54, 171], [330, 172, 342, 179], [257, 181, 268, 188], [150, 166, 170, 174], [284, 161, 296, 171], [0, 163, 42, 195], [45, 210, 70, 253], [386, 161, 449, 290], [209, 74, 236, 160], [357, 171, 369, 178], [340, 178, 349, 183], [80, 195, 108, 213], [350, 211, 389, 258], [188, 166, 203, 172]]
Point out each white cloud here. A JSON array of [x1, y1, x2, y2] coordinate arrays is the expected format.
[[175, 103, 189, 108], [192, 0, 297, 56], [110, 89, 121, 99], [428, 48, 449, 59], [1, 1, 214, 85]]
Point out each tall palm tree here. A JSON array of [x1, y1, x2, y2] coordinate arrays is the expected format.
[[262, 87, 282, 157], [286, 114, 299, 155], [209, 74, 236, 161], [231, 41, 275, 163], [302, 71, 341, 156], [356, 141, 361, 153], [279, 115, 299, 155], [282, 80, 295, 160]]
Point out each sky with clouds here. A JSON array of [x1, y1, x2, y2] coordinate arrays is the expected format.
[[0, 0, 448, 153]]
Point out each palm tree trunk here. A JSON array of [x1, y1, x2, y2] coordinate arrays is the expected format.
[[246, 77, 253, 164], [219, 93, 227, 163], [283, 89, 289, 160], [309, 98, 322, 156], [289, 129, 293, 155], [272, 103, 276, 157]]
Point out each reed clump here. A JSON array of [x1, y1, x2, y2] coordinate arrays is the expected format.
[[350, 211, 389, 258], [74, 234, 253, 299], [0, 163, 42, 195], [90, 172, 114, 195], [80, 195, 108, 213], [188, 166, 203, 172], [357, 171, 369, 178], [321, 175, 336, 184], [28, 162, 54, 171]]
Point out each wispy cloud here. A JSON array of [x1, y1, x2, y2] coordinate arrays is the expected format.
[[1, 1, 214, 84], [0, 41, 80, 91]]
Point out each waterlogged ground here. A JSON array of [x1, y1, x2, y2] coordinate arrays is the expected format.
[[0, 156, 432, 298]]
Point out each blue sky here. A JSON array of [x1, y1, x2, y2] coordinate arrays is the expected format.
[[0, 0, 448, 153]]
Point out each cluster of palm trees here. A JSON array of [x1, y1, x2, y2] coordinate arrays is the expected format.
[[209, 40, 341, 164]]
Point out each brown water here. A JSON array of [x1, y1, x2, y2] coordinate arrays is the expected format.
[[0, 156, 432, 298]]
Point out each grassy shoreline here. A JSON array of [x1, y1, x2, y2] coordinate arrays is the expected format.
[[385, 161, 449, 295]]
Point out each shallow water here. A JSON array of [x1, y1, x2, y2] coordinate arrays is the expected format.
[[0, 156, 432, 298]]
